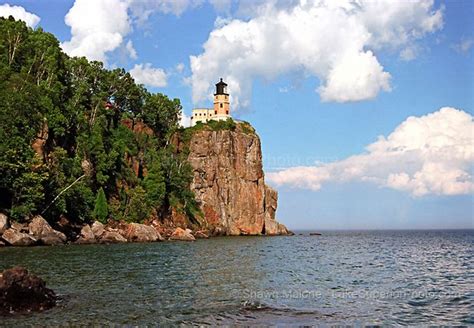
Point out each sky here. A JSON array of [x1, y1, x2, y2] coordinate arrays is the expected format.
[[1, 0, 472, 230]]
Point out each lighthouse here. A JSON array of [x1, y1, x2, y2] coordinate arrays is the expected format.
[[213, 78, 230, 118], [191, 78, 231, 126]]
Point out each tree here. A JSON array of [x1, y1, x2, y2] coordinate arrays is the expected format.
[[0, 17, 199, 226], [142, 93, 181, 143], [93, 188, 108, 223], [143, 154, 166, 209]]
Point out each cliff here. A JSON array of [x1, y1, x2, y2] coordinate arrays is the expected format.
[[176, 121, 290, 236]]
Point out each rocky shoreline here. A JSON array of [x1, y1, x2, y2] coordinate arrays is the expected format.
[[0, 213, 291, 248]]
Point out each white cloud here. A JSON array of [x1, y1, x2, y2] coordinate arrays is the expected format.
[[125, 39, 138, 59], [190, 0, 443, 110], [180, 112, 192, 127], [0, 4, 40, 28], [267, 107, 474, 197], [209, 0, 232, 13], [130, 63, 167, 87], [318, 51, 391, 103], [129, 0, 202, 19], [61, 0, 202, 63], [175, 62, 185, 73], [399, 46, 419, 61], [61, 0, 131, 62], [452, 38, 474, 54]]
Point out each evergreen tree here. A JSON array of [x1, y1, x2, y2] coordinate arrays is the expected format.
[[93, 188, 108, 223]]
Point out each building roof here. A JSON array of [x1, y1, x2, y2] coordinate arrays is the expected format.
[[216, 78, 227, 87]]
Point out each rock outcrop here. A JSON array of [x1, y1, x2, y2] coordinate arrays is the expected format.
[[75, 224, 96, 244], [178, 122, 290, 236], [193, 230, 209, 239], [91, 221, 105, 238], [100, 231, 127, 243], [0, 213, 8, 235], [2, 229, 36, 246], [169, 227, 195, 241], [123, 223, 164, 242], [28, 216, 67, 246], [0, 266, 57, 315]]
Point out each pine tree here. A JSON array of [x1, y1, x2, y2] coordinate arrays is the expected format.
[[93, 188, 108, 223]]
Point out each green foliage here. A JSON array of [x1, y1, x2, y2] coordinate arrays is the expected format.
[[124, 186, 148, 222], [143, 155, 166, 209], [239, 121, 256, 135], [207, 118, 237, 131], [182, 118, 237, 135], [160, 149, 202, 223], [142, 93, 182, 143], [93, 188, 108, 223], [0, 17, 199, 225]]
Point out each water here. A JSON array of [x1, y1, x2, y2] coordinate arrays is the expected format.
[[0, 230, 472, 325]]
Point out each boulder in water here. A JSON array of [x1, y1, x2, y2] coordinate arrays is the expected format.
[[193, 230, 209, 239], [91, 221, 105, 238], [0, 266, 57, 315], [2, 229, 36, 246], [75, 225, 96, 244], [169, 227, 195, 241], [123, 223, 164, 242], [28, 216, 67, 246], [100, 231, 127, 243]]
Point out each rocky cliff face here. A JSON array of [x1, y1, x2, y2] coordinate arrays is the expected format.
[[180, 122, 289, 236]]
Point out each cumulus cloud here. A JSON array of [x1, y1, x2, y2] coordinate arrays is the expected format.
[[130, 63, 168, 87], [61, 0, 202, 62], [190, 0, 443, 110], [267, 107, 474, 197], [0, 3, 40, 28], [61, 0, 131, 62]]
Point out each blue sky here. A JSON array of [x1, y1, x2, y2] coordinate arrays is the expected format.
[[1, 0, 473, 229]]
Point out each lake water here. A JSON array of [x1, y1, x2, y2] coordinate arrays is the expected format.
[[0, 230, 472, 325]]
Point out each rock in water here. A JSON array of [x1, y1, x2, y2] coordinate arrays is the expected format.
[[0, 267, 57, 315], [193, 230, 209, 239], [0, 213, 8, 234], [169, 227, 195, 241], [75, 225, 96, 244], [28, 216, 66, 246], [100, 231, 127, 243], [263, 217, 280, 236], [2, 229, 36, 246], [91, 221, 105, 238], [123, 223, 163, 242]]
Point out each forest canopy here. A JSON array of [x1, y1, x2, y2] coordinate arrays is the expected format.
[[0, 17, 199, 224]]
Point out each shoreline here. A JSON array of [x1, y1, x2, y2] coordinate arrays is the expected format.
[[0, 214, 293, 248]]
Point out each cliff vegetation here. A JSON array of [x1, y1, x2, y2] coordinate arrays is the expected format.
[[0, 17, 199, 225]]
